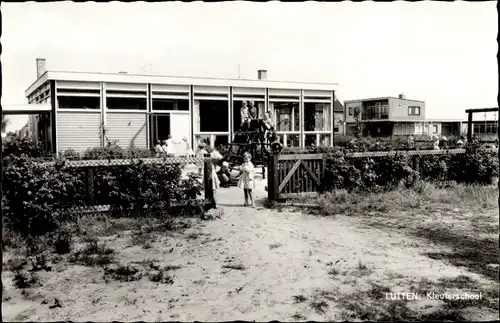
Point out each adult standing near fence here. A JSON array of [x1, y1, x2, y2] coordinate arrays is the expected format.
[[206, 146, 221, 208], [432, 135, 440, 150], [154, 140, 163, 157], [407, 135, 415, 149], [165, 135, 176, 156], [197, 143, 208, 175], [183, 137, 194, 157], [161, 139, 169, 156]]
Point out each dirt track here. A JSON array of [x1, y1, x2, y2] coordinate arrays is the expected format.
[[2, 173, 499, 321]]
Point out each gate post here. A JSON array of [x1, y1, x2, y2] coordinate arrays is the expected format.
[[86, 167, 96, 205], [267, 152, 279, 202], [412, 155, 420, 185], [203, 154, 215, 208]]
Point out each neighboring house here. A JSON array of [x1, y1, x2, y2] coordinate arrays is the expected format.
[[333, 98, 345, 135], [14, 58, 340, 154], [344, 94, 464, 138], [461, 118, 498, 141]]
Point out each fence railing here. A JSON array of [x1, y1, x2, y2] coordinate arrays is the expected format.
[[33, 155, 220, 214], [267, 148, 498, 202]]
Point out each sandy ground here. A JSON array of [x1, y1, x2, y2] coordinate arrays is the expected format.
[[2, 170, 499, 321]]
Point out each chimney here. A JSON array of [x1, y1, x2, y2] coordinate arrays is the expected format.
[[258, 69, 267, 80], [399, 93, 405, 99], [36, 58, 46, 78]]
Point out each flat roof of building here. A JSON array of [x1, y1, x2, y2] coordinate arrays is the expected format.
[[344, 97, 425, 104], [26, 70, 339, 96], [3, 103, 52, 115]]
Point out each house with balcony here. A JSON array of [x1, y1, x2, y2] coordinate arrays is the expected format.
[[344, 94, 462, 138]]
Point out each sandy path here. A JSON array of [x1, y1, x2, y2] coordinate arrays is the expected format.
[[4, 194, 497, 321]]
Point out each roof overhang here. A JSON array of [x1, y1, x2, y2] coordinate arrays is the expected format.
[[2, 103, 52, 115], [26, 70, 338, 97]]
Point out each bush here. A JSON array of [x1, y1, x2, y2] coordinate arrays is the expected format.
[[83, 141, 127, 160], [2, 155, 86, 237], [60, 149, 81, 160], [2, 134, 48, 158], [295, 142, 498, 192], [105, 161, 203, 217]]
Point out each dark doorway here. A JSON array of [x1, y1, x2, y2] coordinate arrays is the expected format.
[[150, 114, 171, 146], [199, 100, 229, 132]]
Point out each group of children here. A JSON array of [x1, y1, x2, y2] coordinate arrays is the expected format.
[[197, 144, 256, 208], [240, 101, 275, 139], [154, 136, 194, 157]]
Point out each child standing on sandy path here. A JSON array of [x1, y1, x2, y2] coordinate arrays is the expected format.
[[238, 152, 256, 208]]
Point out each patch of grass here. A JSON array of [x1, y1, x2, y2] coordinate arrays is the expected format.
[[327, 267, 340, 277], [310, 299, 329, 314], [291, 312, 307, 321], [353, 260, 372, 277], [269, 243, 282, 250], [293, 295, 308, 303], [52, 229, 73, 255], [5, 257, 28, 272], [317, 183, 497, 216], [164, 264, 182, 271], [105, 263, 143, 282], [367, 283, 391, 300], [2, 229, 24, 251], [148, 270, 174, 284], [357, 260, 367, 270], [13, 270, 39, 289], [69, 236, 115, 267], [222, 263, 246, 271], [131, 231, 156, 249]]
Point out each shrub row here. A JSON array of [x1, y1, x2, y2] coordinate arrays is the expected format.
[[2, 154, 203, 241], [308, 141, 498, 191]]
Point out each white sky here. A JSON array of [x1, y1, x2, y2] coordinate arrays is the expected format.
[[1, 1, 498, 132]]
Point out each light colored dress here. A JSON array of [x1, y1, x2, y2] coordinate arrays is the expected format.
[[166, 139, 176, 155], [210, 150, 222, 190], [238, 161, 255, 189]]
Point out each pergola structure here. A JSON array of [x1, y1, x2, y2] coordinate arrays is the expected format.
[[465, 107, 499, 142]]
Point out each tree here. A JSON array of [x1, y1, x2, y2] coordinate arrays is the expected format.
[[352, 107, 364, 139], [1, 115, 8, 133]]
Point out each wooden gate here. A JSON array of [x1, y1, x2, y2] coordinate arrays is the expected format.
[[267, 153, 326, 201]]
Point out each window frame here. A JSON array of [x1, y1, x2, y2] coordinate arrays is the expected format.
[[408, 106, 421, 116]]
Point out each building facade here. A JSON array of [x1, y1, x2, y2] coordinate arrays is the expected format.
[[343, 94, 469, 138], [23, 59, 339, 154]]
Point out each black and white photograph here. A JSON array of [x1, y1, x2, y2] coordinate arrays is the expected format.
[[1, 1, 499, 321]]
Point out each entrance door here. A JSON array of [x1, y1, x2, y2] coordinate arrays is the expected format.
[[150, 115, 171, 146]]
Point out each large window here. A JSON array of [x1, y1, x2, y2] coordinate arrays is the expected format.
[[194, 100, 229, 133], [474, 123, 498, 134], [232, 100, 264, 132], [152, 99, 189, 111], [363, 101, 389, 120], [107, 97, 146, 110], [286, 134, 300, 148], [304, 103, 331, 131], [271, 102, 299, 132], [58, 96, 100, 110]]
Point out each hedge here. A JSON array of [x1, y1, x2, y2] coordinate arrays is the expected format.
[[281, 141, 498, 192], [2, 136, 204, 241]]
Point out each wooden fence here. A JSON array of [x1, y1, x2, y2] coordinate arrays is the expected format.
[[267, 148, 498, 202], [38, 155, 217, 213]]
